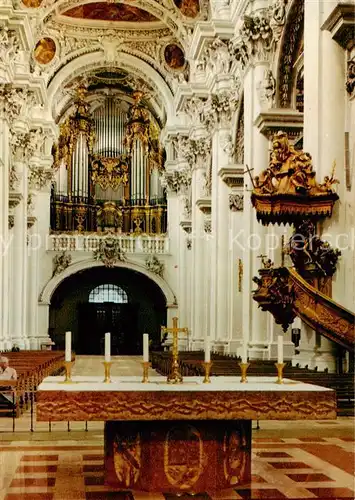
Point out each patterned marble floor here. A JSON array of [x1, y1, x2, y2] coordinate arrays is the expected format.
[[0, 357, 353, 500]]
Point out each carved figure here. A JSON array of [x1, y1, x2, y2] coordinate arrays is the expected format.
[[145, 255, 164, 277], [52, 252, 71, 276], [289, 221, 341, 277], [253, 131, 339, 197]]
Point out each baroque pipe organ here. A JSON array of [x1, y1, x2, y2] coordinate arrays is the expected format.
[[51, 90, 167, 234]]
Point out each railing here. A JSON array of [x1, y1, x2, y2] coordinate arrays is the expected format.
[[49, 233, 170, 254], [50, 195, 167, 234]]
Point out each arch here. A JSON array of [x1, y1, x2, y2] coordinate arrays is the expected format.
[[275, 0, 304, 109], [47, 51, 175, 123], [40, 259, 177, 306]]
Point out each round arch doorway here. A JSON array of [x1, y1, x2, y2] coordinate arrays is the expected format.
[[49, 267, 167, 355]]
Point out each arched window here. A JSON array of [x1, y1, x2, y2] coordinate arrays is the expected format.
[[89, 284, 128, 304]]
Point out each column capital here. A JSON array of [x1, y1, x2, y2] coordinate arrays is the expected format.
[[160, 168, 192, 195], [29, 166, 54, 191], [229, 2, 287, 68], [204, 86, 241, 131]]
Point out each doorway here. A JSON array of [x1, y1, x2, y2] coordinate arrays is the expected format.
[[77, 302, 139, 355], [49, 266, 167, 354]]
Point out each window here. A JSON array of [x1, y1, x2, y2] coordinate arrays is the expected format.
[[89, 284, 128, 304]]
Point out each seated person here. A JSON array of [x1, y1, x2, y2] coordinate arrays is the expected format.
[[0, 356, 17, 380], [0, 356, 17, 407]]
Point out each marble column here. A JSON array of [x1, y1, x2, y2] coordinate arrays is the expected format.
[[302, 0, 346, 371], [27, 219, 39, 349], [0, 117, 11, 350], [191, 167, 206, 348], [242, 64, 270, 357], [11, 156, 29, 349], [210, 127, 230, 348]]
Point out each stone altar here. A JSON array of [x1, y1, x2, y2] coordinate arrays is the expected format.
[[37, 375, 336, 494]]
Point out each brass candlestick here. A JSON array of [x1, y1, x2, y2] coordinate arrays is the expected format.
[[239, 362, 250, 383], [62, 361, 73, 384], [275, 362, 286, 384], [103, 361, 112, 383], [141, 362, 151, 383], [202, 361, 213, 383]]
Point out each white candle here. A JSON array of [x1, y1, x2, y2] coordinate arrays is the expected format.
[[204, 338, 210, 363], [65, 331, 71, 362], [242, 343, 248, 364], [105, 332, 111, 362], [143, 333, 149, 362], [277, 335, 283, 364]]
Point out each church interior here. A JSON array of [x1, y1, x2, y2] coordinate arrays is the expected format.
[[0, 0, 354, 498]]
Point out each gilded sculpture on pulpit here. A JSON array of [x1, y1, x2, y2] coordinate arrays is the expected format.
[[251, 131, 339, 224]]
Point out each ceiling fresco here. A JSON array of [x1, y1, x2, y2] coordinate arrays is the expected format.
[[22, 0, 43, 7], [173, 0, 200, 18], [62, 2, 159, 23], [34, 37, 56, 64]]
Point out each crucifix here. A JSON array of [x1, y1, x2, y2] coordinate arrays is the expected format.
[[243, 164, 255, 189], [161, 317, 188, 384]]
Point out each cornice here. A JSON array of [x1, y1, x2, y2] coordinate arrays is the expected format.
[[27, 215, 37, 228], [254, 109, 304, 139], [321, 3, 355, 50], [180, 220, 192, 233], [9, 192, 23, 209], [218, 165, 244, 188], [188, 20, 235, 60], [196, 196, 211, 214]]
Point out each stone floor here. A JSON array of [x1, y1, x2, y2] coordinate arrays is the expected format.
[[0, 356, 354, 500]]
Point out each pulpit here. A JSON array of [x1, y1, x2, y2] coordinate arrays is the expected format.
[[37, 375, 336, 494]]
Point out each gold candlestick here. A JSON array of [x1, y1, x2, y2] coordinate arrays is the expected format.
[[202, 361, 213, 383], [239, 362, 250, 383], [275, 362, 286, 384], [103, 361, 112, 383], [141, 361, 151, 383], [62, 361, 73, 384]]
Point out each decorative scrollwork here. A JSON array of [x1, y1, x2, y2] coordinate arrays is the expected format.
[[289, 221, 341, 277], [91, 156, 129, 191], [253, 268, 296, 332], [93, 237, 126, 268]]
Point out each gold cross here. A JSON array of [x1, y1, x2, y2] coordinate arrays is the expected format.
[[161, 317, 188, 384]]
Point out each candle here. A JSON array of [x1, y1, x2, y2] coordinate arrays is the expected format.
[[65, 331, 71, 362], [242, 343, 248, 364], [204, 338, 210, 363], [105, 332, 111, 362], [277, 335, 283, 364], [143, 333, 149, 362]]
